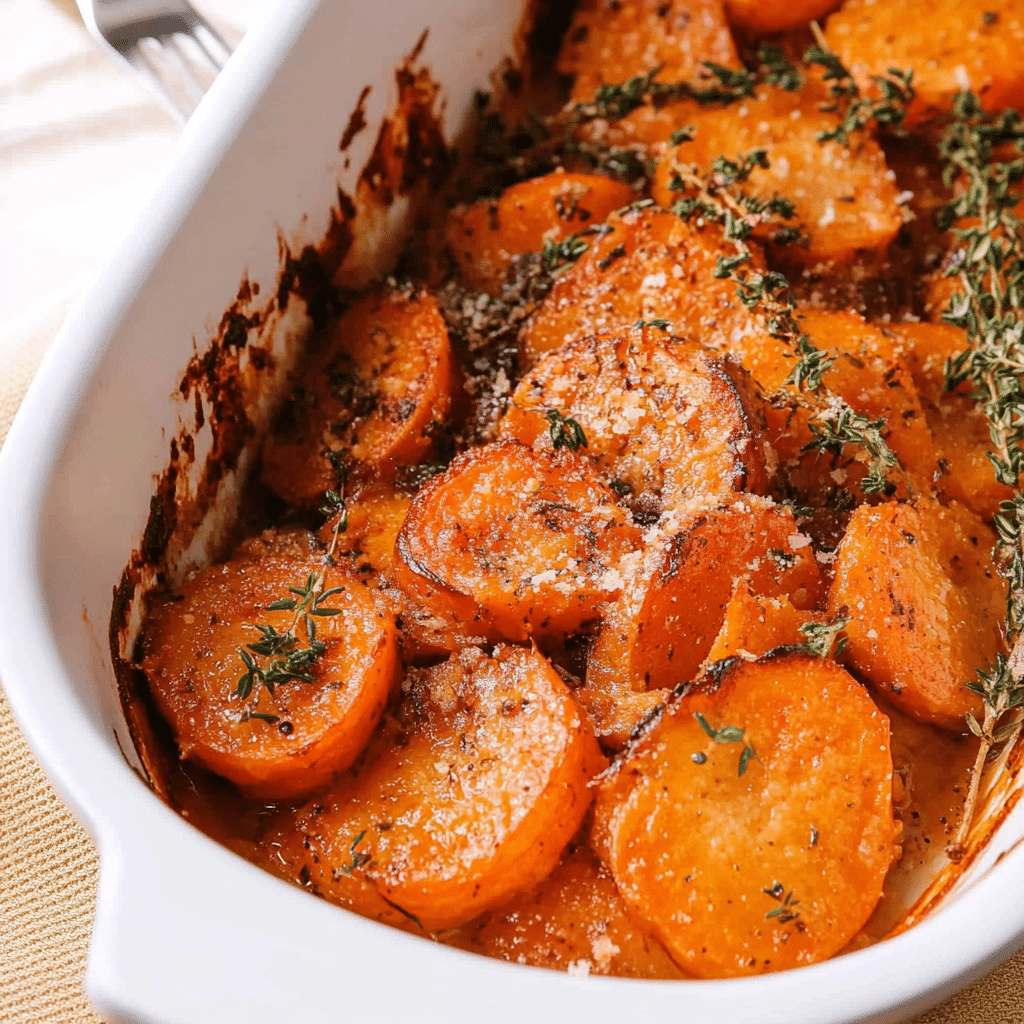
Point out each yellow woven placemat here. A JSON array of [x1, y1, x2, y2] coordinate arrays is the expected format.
[[1, 303, 1023, 1023]]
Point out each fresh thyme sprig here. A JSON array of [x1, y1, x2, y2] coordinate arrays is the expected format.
[[569, 62, 756, 125], [666, 149, 901, 495], [805, 23, 915, 146], [932, 91, 1024, 858], [235, 575, 343, 701], [235, 451, 351, 719]]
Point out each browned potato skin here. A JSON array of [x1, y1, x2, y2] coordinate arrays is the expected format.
[[558, 0, 740, 101], [825, 0, 1024, 127], [587, 499, 825, 699], [593, 651, 895, 977], [449, 838, 685, 978], [829, 499, 1005, 730], [723, 0, 839, 32], [140, 547, 398, 800], [446, 172, 637, 296], [519, 206, 774, 368], [502, 327, 772, 520], [885, 321, 1014, 519], [394, 441, 641, 644], [260, 646, 604, 931], [261, 286, 459, 507], [650, 88, 902, 266]]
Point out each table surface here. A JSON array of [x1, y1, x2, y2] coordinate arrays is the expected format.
[[1, 0, 1023, 1020]]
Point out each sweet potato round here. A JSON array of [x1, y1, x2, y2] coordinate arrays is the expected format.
[[518, 207, 774, 368], [446, 172, 636, 296], [829, 499, 1006, 730], [140, 547, 398, 800], [825, 0, 1024, 126], [450, 840, 684, 978], [263, 645, 604, 931], [262, 286, 459, 507], [557, 0, 740, 101], [502, 327, 771, 520], [394, 440, 640, 643], [593, 650, 895, 977], [723, 0, 840, 33]]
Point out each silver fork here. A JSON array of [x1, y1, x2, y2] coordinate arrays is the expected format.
[[75, 0, 234, 122]]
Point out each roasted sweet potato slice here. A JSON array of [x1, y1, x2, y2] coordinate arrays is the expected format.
[[824, 0, 1024, 126], [557, 0, 740, 101], [502, 327, 772, 520], [723, 0, 840, 32], [260, 645, 603, 931], [587, 499, 825, 698], [593, 650, 895, 977], [518, 206, 774, 368], [829, 498, 1005, 730], [394, 441, 640, 643], [262, 286, 459, 507], [140, 546, 398, 800], [650, 88, 903, 266], [446, 172, 636, 296], [885, 321, 1013, 519], [450, 838, 684, 978], [706, 582, 825, 663]]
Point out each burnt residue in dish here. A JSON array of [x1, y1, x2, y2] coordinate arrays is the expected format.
[[358, 30, 455, 207], [340, 84, 373, 164], [108, 29, 464, 814]]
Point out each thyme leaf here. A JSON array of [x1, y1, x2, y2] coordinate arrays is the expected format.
[[800, 613, 851, 659], [763, 882, 801, 923], [546, 409, 589, 451], [693, 712, 757, 777]]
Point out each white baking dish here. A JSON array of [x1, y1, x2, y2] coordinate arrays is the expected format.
[[3, 1, 1024, 1021]]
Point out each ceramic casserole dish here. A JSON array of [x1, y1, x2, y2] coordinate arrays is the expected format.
[[4, 0, 1024, 1021]]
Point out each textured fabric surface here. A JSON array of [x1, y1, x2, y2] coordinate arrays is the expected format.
[[2, 2, 1024, 1022]]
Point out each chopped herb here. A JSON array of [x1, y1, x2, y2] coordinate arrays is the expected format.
[[339, 830, 371, 875], [693, 712, 757, 777], [542, 233, 590, 273], [757, 43, 802, 92], [800, 613, 851, 659], [763, 883, 801, 923], [597, 243, 627, 271], [634, 318, 672, 331], [546, 409, 589, 451]]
